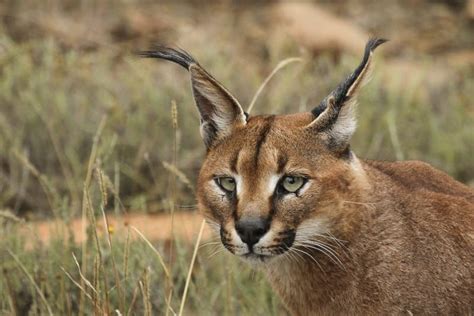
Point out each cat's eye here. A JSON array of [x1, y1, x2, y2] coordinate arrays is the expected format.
[[216, 177, 236, 193], [280, 176, 306, 194]]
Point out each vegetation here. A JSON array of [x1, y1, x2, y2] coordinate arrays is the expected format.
[[0, 1, 473, 315]]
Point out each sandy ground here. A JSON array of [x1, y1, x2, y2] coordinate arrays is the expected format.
[[21, 212, 213, 248]]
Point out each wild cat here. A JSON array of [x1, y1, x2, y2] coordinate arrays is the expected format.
[[140, 39, 474, 315]]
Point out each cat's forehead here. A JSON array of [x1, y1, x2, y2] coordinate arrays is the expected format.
[[233, 112, 315, 146], [246, 112, 314, 129], [204, 112, 322, 173], [212, 112, 313, 155]]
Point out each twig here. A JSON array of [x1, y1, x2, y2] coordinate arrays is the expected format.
[[7, 249, 53, 316], [131, 226, 170, 278], [247, 57, 303, 114], [178, 220, 206, 316]]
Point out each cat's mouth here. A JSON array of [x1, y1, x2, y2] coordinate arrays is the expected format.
[[238, 244, 292, 264], [221, 228, 296, 263], [242, 253, 272, 262]]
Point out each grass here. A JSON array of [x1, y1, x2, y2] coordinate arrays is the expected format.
[[1, 38, 472, 215], [1, 2, 473, 314], [1, 217, 281, 315], [0, 112, 280, 314], [0, 36, 285, 314]]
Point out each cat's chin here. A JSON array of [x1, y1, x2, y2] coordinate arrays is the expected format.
[[238, 253, 278, 266]]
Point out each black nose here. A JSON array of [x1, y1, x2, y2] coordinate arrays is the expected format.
[[235, 217, 270, 248]]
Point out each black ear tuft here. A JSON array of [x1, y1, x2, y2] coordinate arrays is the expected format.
[[311, 103, 326, 118], [137, 46, 197, 70], [326, 37, 387, 113], [307, 37, 387, 150], [366, 38, 388, 52], [311, 37, 388, 120], [138, 45, 246, 148]]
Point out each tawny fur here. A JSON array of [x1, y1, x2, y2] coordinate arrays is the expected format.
[[196, 115, 473, 315], [141, 39, 474, 315], [266, 159, 474, 315]]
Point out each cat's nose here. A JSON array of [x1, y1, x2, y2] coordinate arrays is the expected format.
[[235, 217, 270, 249]]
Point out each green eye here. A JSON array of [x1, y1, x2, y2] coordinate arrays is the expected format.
[[216, 177, 236, 192], [281, 176, 306, 193]]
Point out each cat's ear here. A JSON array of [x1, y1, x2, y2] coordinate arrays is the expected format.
[[139, 47, 247, 148], [306, 38, 387, 151]]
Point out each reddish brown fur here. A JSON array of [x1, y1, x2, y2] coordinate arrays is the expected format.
[[268, 162, 473, 315], [142, 40, 474, 315], [197, 114, 474, 315]]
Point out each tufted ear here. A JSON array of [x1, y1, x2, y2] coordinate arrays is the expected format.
[[139, 47, 247, 148], [307, 38, 387, 151]]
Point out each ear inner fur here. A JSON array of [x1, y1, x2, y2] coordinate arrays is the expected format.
[[139, 47, 246, 148], [307, 38, 387, 150]]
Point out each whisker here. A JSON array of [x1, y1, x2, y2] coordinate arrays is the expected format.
[[314, 232, 347, 245], [203, 219, 221, 233], [207, 248, 226, 260], [310, 242, 344, 268], [323, 232, 349, 250], [298, 232, 351, 260], [286, 248, 303, 266], [295, 241, 345, 270], [295, 241, 337, 265], [306, 234, 351, 260], [288, 249, 303, 266], [291, 247, 325, 274], [202, 244, 220, 257], [302, 235, 337, 249], [199, 241, 222, 249], [276, 246, 297, 265], [282, 251, 297, 265], [298, 238, 342, 260]]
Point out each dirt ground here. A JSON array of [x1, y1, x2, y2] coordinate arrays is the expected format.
[[23, 212, 212, 247]]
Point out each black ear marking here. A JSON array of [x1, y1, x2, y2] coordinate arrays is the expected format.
[[306, 38, 387, 150], [310, 38, 388, 123], [311, 103, 327, 118], [138, 45, 247, 148], [137, 46, 197, 70]]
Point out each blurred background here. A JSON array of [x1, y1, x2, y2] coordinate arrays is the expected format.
[[0, 0, 473, 315]]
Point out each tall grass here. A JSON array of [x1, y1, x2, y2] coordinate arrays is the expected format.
[[0, 35, 289, 312], [1, 215, 281, 314], [0, 111, 280, 314]]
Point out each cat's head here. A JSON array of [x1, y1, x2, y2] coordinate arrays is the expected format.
[[140, 39, 386, 263]]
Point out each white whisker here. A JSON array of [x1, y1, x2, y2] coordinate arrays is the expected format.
[[287, 248, 304, 266], [300, 237, 345, 260], [207, 248, 226, 260], [291, 247, 325, 274], [295, 241, 345, 270], [199, 241, 222, 249], [306, 234, 352, 260], [277, 246, 299, 265]]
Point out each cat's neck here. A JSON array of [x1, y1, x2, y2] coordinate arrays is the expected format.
[[261, 155, 401, 315]]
